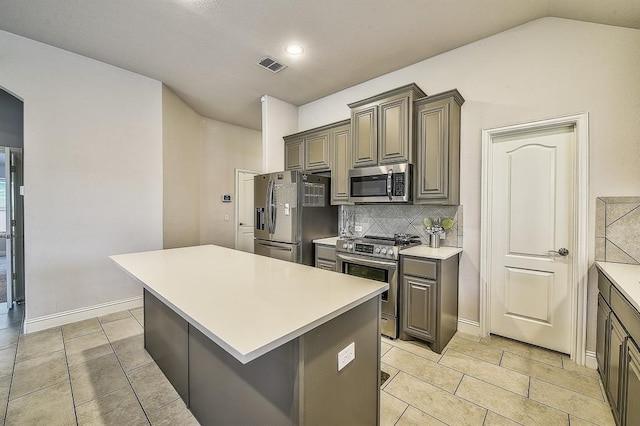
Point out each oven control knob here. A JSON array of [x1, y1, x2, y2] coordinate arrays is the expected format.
[[348, 243, 354, 250], [387, 251, 394, 257], [380, 248, 387, 255], [374, 247, 381, 253], [342, 243, 348, 249]]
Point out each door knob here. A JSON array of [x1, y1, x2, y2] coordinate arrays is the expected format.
[[548, 248, 569, 256], [239, 222, 245, 226]]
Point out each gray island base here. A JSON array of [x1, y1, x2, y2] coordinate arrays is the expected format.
[[110, 245, 386, 426], [145, 290, 380, 425]]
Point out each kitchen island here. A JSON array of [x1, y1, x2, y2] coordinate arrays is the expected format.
[[111, 245, 388, 426]]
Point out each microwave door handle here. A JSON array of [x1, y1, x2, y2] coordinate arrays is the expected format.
[[387, 170, 393, 200]]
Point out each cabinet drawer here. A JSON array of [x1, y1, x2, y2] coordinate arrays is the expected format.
[[316, 259, 336, 272], [402, 257, 437, 280], [316, 245, 336, 261], [598, 272, 611, 304], [611, 286, 640, 345]]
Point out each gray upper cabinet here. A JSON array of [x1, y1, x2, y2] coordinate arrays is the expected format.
[[349, 84, 426, 168], [351, 105, 378, 167], [414, 89, 464, 205], [284, 121, 345, 173], [305, 132, 331, 171], [284, 136, 304, 170], [331, 122, 351, 204]]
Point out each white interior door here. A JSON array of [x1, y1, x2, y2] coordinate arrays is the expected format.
[[236, 170, 259, 252], [490, 125, 574, 354]]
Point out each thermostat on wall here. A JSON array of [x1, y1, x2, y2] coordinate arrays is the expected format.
[[221, 194, 232, 203]]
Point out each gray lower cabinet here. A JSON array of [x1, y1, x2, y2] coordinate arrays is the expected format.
[[315, 243, 336, 271], [625, 341, 640, 425], [597, 293, 610, 383], [597, 270, 640, 426], [414, 89, 464, 205], [400, 254, 459, 354], [609, 314, 627, 423], [403, 274, 436, 341]]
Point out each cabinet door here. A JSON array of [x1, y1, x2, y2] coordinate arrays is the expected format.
[[331, 125, 351, 204], [415, 98, 450, 202], [379, 95, 410, 164], [608, 314, 626, 423], [305, 131, 331, 171], [597, 294, 610, 383], [403, 275, 437, 342], [351, 105, 378, 167], [285, 137, 304, 170], [626, 340, 640, 426]]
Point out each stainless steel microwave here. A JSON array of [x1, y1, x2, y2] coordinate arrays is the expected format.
[[348, 163, 412, 203]]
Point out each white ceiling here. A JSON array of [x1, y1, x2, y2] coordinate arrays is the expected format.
[[1, 0, 638, 130]]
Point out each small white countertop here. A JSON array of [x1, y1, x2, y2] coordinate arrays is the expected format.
[[596, 261, 640, 312], [312, 236, 339, 246], [111, 245, 387, 364], [401, 245, 463, 260]]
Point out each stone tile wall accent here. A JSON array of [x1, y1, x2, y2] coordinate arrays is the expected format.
[[595, 197, 640, 265], [339, 204, 463, 247]]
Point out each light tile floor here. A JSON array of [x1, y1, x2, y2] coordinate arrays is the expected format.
[[381, 334, 615, 425], [0, 305, 199, 425], [0, 306, 615, 425]]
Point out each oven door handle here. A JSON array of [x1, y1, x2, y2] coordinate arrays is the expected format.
[[336, 253, 397, 270]]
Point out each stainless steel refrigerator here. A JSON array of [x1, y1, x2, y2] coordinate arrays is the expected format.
[[254, 171, 337, 265]]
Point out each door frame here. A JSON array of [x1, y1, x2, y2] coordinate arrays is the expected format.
[[480, 113, 589, 364], [234, 168, 260, 250]]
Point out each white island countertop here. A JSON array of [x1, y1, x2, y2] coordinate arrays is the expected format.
[[596, 261, 640, 312], [111, 245, 388, 364]]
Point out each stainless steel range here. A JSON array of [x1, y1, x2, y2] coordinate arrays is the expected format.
[[335, 234, 421, 338]]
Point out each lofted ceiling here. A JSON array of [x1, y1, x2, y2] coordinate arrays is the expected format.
[[0, 0, 639, 130]]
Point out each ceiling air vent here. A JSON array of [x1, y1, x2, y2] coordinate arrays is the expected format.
[[257, 56, 287, 73]]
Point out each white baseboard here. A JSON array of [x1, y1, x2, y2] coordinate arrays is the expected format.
[[457, 318, 481, 337], [585, 350, 598, 370], [24, 295, 143, 334]]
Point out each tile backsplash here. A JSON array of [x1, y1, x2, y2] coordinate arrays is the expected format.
[[596, 197, 640, 265], [338, 204, 463, 247]]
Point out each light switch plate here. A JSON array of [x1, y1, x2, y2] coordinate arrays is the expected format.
[[337, 342, 356, 371]]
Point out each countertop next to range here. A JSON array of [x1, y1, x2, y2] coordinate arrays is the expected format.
[[596, 261, 640, 312], [313, 236, 463, 260], [110, 245, 387, 364]]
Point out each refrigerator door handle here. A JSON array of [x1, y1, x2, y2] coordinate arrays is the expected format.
[[268, 179, 276, 234], [255, 207, 264, 230]]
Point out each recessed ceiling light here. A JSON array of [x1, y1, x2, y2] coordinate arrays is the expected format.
[[285, 43, 304, 56]]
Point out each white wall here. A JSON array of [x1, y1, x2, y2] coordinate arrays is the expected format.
[[0, 30, 163, 322], [162, 85, 203, 249], [261, 95, 297, 172], [298, 18, 640, 351], [201, 119, 262, 248]]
